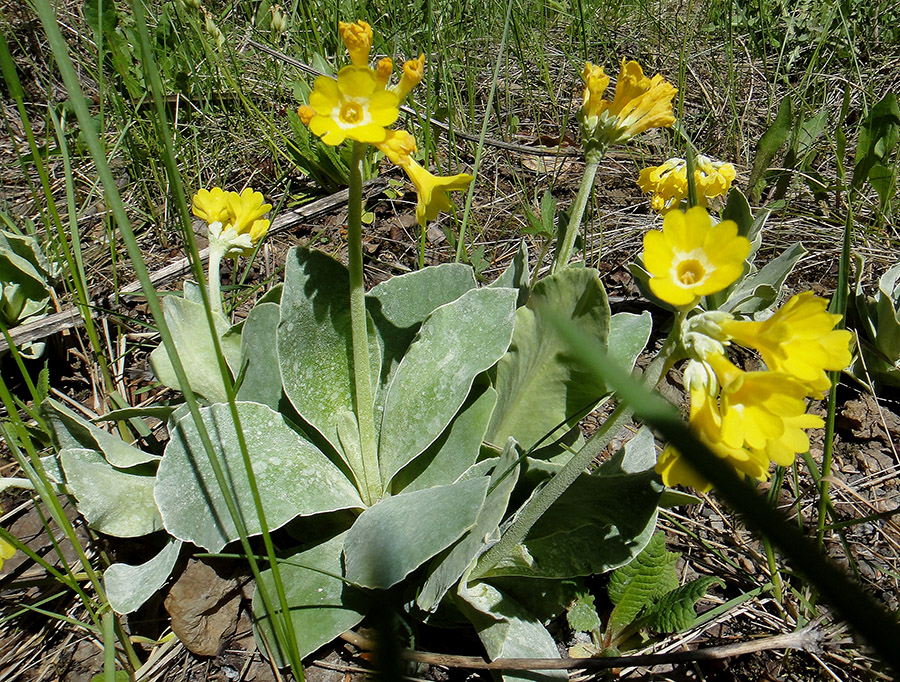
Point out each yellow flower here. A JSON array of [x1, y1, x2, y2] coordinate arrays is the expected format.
[[706, 353, 818, 452], [339, 20, 374, 67], [227, 188, 271, 235], [637, 155, 736, 213], [581, 63, 611, 120], [192, 187, 230, 224], [719, 291, 853, 397], [393, 54, 425, 102], [193, 187, 272, 258], [397, 158, 473, 226], [642, 207, 750, 308], [580, 59, 677, 149], [375, 129, 418, 166], [0, 535, 15, 572], [656, 354, 824, 490], [306, 66, 400, 145]]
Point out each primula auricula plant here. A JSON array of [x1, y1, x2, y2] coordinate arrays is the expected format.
[[25, 18, 856, 676]]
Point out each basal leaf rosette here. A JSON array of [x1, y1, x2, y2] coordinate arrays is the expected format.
[[642, 207, 751, 308], [637, 155, 736, 213], [580, 58, 677, 153]]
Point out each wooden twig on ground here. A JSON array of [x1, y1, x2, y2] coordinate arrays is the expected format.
[[0, 179, 387, 354], [339, 624, 828, 671]]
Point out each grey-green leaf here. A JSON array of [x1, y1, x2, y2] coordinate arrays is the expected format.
[[155, 402, 363, 552], [368, 263, 477, 432], [42, 398, 158, 468], [391, 385, 497, 494], [236, 302, 282, 409], [722, 243, 806, 315], [379, 287, 517, 484], [105, 539, 182, 614], [486, 268, 610, 452], [278, 248, 379, 460], [343, 477, 489, 589], [456, 580, 566, 682], [60, 448, 163, 537], [481, 469, 659, 579], [149, 295, 238, 403], [416, 438, 521, 612], [253, 531, 368, 664], [608, 311, 653, 372]]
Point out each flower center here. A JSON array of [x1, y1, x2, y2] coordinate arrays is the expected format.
[[339, 102, 365, 124], [677, 259, 706, 286]]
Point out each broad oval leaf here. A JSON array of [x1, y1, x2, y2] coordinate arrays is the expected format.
[[253, 531, 368, 664], [378, 287, 517, 484], [486, 268, 611, 452], [278, 248, 380, 462], [343, 477, 489, 589], [480, 468, 660, 579], [155, 401, 363, 552], [60, 448, 162, 537], [455, 580, 566, 682], [149, 294, 240, 403]]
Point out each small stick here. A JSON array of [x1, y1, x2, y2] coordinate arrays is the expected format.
[[340, 625, 826, 671]]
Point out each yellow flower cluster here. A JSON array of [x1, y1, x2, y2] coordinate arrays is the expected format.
[[637, 155, 736, 213], [297, 21, 472, 227], [639, 207, 852, 489], [192, 187, 271, 258], [579, 59, 677, 153]]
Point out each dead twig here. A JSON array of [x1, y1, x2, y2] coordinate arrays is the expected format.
[[339, 623, 828, 671]]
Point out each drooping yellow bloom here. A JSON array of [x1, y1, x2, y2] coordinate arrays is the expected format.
[[192, 187, 230, 224], [339, 20, 374, 67], [579, 59, 677, 150], [706, 353, 820, 453], [719, 291, 853, 397], [393, 54, 425, 102], [307, 66, 400, 145], [637, 155, 736, 213], [396, 158, 473, 226], [581, 63, 611, 120], [0, 535, 15, 572], [655, 354, 825, 490], [642, 207, 750, 307]]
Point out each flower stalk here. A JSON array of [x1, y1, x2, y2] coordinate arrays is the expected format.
[[551, 151, 602, 274], [347, 141, 382, 505]]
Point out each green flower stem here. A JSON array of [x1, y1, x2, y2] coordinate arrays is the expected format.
[[207, 246, 225, 316], [551, 150, 603, 274], [348, 141, 382, 506], [472, 322, 683, 580]]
